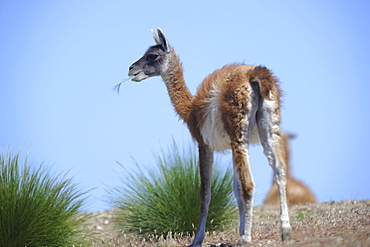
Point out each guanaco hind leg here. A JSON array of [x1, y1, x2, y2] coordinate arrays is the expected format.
[[257, 99, 292, 241]]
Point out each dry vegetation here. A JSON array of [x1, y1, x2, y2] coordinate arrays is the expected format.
[[82, 200, 370, 246]]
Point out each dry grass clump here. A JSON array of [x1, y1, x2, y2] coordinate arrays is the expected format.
[[107, 142, 235, 238]]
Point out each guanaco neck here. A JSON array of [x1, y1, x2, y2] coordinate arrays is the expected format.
[[161, 49, 193, 120]]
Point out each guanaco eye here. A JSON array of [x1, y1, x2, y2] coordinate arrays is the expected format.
[[147, 54, 158, 60]]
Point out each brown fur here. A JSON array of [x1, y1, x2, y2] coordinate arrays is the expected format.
[[218, 65, 255, 198], [128, 29, 292, 244], [264, 132, 317, 206], [185, 64, 256, 144], [250, 65, 282, 101], [180, 63, 285, 201], [162, 51, 193, 120], [219, 64, 254, 141], [232, 147, 255, 197]]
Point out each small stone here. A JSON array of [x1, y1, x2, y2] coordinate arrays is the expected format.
[[94, 225, 103, 231], [336, 237, 343, 244]]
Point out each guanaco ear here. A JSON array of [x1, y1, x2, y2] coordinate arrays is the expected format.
[[151, 29, 161, 45], [156, 27, 170, 53], [288, 133, 297, 140]]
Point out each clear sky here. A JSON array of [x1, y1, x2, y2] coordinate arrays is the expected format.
[[1, 0, 369, 212]]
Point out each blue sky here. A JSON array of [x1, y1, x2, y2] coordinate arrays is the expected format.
[[1, 0, 369, 212]]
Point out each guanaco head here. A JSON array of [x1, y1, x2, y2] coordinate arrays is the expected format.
[[128, 28, 171, 82], [281, 131, 297, 176]]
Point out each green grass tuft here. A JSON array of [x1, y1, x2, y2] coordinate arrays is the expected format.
[[109, 141, 235, 237], [0, 150, 90, 247]]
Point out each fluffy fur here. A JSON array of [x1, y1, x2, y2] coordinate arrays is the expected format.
[[128, 28, 292, 246]]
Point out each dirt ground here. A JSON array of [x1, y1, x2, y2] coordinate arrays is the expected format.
[[83, 200, 370, 246]]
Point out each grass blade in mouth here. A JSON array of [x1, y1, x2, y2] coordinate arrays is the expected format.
[[113, 75, 134, 94]]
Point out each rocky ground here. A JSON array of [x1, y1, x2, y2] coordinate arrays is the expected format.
[[82, 200, 370, 246]]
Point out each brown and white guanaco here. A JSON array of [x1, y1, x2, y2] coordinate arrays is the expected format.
[[128, 28, 292, 246]]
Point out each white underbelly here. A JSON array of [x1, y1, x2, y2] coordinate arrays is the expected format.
[[200, 92, 260, 152], [200, 111, 231, 152]]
